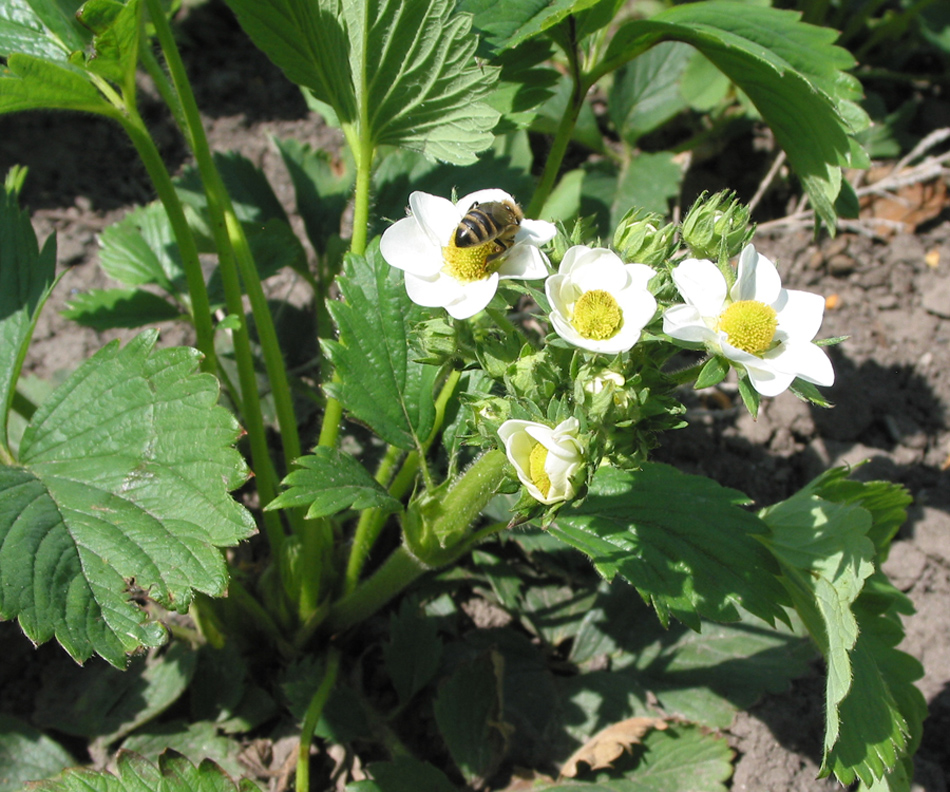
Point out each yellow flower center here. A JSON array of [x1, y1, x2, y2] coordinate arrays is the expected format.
[[442, 238, 501, 283], [528, 441, 551, 498], [571, 290, 623, 340], [717, 300, 778, 355]]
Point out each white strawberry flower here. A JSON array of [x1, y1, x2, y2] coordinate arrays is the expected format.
[[498, 417, 584, 505], [545, 246, 657, 354], [380, 189, 556, 320], [663, 244, 834, 397]]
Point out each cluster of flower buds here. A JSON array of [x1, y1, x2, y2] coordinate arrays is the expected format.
[[679, 191, 754, 262]]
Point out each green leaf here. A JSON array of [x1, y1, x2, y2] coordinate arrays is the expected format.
[[801, 468, 911, 559], [534, 726, 732, 791], [99, 202, 186, 292], [274, 137, 355, 256], [383, 597, 443, 705], [565, 584, 813, 729], [0, 169, 58, 454], [0, 53, 114, 117], [225, 0, 499, 164], [0, 331, 256, 666], [347, 758, 456, 792], [322, 240, 440, 450], [694, 356, 729, 389], [759, 491, 890, 784], [177, 151, 290, 229], [609, 41, 692, 145], [680, 51, 731, 112], [75, 0, 142, 89], [372, 131, 536, 237], [62, 288, 183, 330], [0, 714, 75, 791], [34, 641, 198, 744], [31, 749, 264, 792], [0, 0, 90, 61], [600, 2, 868, 228], [459, 0, 604, 53], [121, 721, 245, 780], [486, 39, 560, 132], [267, 447, 402, 519], [432, 652, 506, 784], [549, 463, 790, 630]]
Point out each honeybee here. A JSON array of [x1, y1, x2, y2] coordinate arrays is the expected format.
[[454, 199, 524, 262]]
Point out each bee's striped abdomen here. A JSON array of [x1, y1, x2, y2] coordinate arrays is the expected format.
[[455, 203, 502, 248]]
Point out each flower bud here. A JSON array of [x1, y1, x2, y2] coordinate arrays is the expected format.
[[680, 191, 754, 262], [613, 209, 676, 268]]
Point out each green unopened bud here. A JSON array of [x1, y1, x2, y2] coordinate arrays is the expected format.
[[680, 191, 754, 261], [613, 208, 676, 267]]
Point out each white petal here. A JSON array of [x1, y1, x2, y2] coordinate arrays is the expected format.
[[404, 271, 463, 308], [624, 263, 656, 290], [733, 245, 781, 304], [518, 218, 557, 245], [409, 191, 461, 247], [671, 258, 727, 316], [443, 274, 499, 319], [663, 304, 718, 345], [558, 245, 592, 275], [771, 341, 835, 387], [776, 289, 825, 341], [497, 244, 549, 280], [617, 288, 657, 329], [380, 217, 444, 276], [744, 362, 796, 397], [456, 188, 515, 211], [572, 249, 628, 293]]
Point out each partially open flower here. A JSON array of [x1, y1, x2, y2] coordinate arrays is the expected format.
[[545, 246, 657, 354], [663, 244, 834, 397], [498, 418, 584, 505], [380, 190, 556, 320]]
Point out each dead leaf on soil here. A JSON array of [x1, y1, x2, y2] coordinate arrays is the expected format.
[[926, 249, 940, 269], [559, 717, 668, 778], [825, 293, 841, 310], [858, 167, 947, 237]]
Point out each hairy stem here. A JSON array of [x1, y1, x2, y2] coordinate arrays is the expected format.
[[297, 647, 341, 792]]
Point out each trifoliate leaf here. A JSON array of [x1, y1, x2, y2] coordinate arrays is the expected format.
[[322, 240, 440, 450], [267, 447, 402, 519], [600, 2, 868, 229], [225, 0, 499, 164], [0, 168, 57, 454], [31, 749, 264, 792], [549, 463, 791, 630], [0, 331, 256, 666], [0, 714, 75, 791]]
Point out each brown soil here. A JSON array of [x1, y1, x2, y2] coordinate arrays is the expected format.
[[1, 1, 949, 790]]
